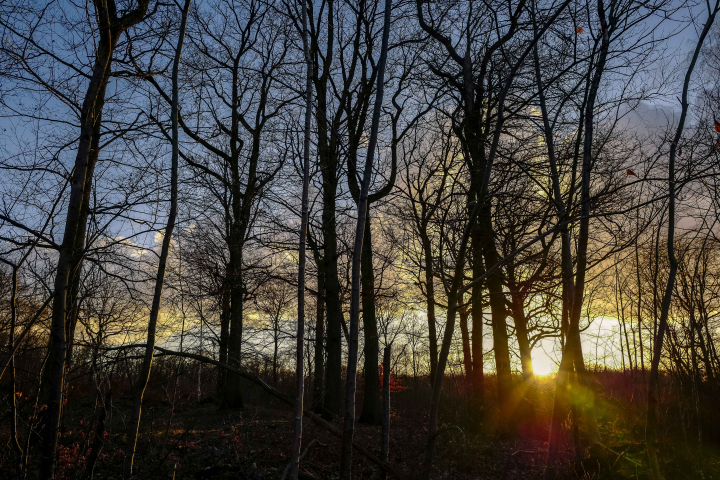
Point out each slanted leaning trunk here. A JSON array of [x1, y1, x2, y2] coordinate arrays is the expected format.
[[646, 4, 718, 477], [339, 1, 391, 476], [40, 0, 144, 472], [122, 3, 190, 477]]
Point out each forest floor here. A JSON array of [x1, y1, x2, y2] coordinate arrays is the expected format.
[[5, 372, 720, 479], [59, 401, 554, 480]]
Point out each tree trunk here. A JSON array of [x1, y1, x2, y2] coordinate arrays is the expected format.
[[122, 3, 189, 476], [380, 345, 391, 480], [217, 284, 230, 397], [312, 260, 326, 412], [85, 390, 110, 480], [480, 210, 513, 425], [511, 292, 536, 420], [290, 3, 313, 474], [511, 295, 534, 380], [646, 5, 717, 476], [321, 171, 343, 419], [360, 218, 381, 425], [635, 223, 646, 380], [544, 324, 580, 480], [459, 303, 473, 385], [421, 235, 439, 388], [9, 266, 23, 477], [273, 325, 279, 387], [339, 1, 391, 475], [224, 229, 246, 408], [40, 5, 120, 474], [470, 271, 484, 407]]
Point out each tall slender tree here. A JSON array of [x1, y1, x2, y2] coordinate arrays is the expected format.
[[33, 1, 153, 476], [123, 1, 191, 476], [340, 0, 392, 475], [646, 3, 719, 477], [289, 0, 313, 476]]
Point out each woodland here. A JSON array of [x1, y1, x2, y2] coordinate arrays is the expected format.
[[2, 0, 720, 478]]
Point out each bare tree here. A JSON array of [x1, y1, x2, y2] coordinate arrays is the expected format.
[[0, 1, 156, 475], [340, 0, 391, 476], [123, 1, 190, 477], [646, 3, 719, 478]]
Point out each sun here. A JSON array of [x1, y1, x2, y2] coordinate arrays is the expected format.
[[532, 346, 559, 376]]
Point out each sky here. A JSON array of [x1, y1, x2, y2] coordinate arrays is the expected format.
[[1, 0, 717, 378]]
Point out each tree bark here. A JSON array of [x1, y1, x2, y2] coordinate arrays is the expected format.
[[459, 303, 473, 385], [480, 218, 513, 424], [321, 173, 343, 417], [422, 235, 439, 387], [312, 256, 326, 412], [217, 284, 230, 398], [510, 295, 533, 380], [380, 345, 392, 480], [359, 218, 382, 425], [470, 274, 484, 406]]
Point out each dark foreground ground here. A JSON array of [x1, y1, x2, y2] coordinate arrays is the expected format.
[[4, 372, 720, 479], [39, 402, 554, 480]]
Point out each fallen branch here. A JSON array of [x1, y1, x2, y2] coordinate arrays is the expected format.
[[105, 344, 406, 479]]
